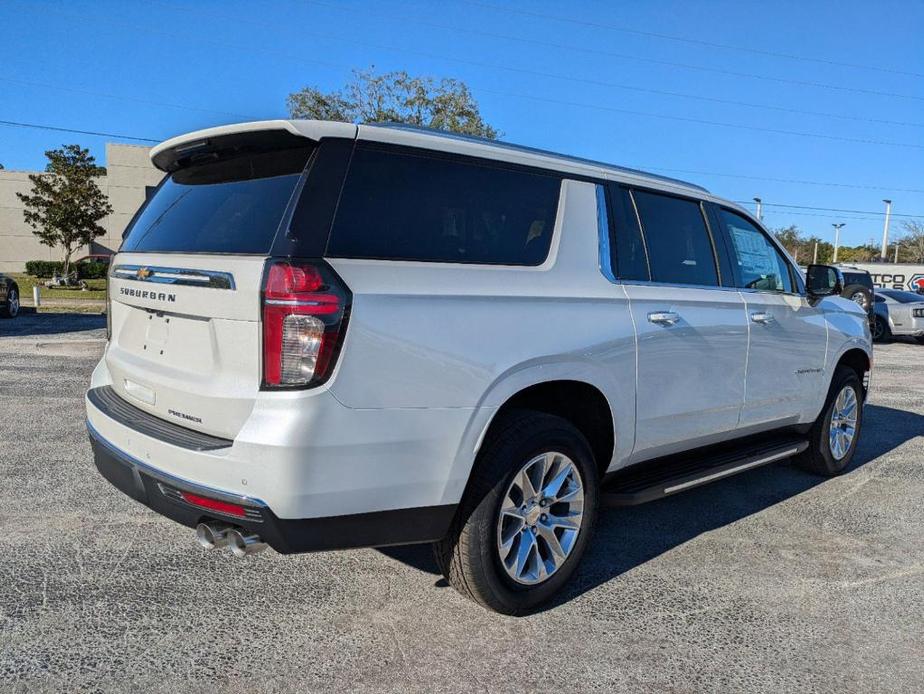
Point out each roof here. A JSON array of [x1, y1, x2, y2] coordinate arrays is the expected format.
[[149, 119, 709, 195]]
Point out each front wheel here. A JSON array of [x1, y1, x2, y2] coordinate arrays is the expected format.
[[795, 366, 863, 476], [434, 410, 599, 614]]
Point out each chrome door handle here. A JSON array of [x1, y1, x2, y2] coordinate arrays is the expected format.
[[648, 311, 680, 325], [750, 311, 774, 324]]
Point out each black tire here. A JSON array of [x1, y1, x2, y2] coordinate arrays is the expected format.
[[915, 336, 924, 345], [795, 366, 863, 477], [842, 284, 872, 313], [0, 285, 18, 319], [871, 315, 891, 342], [434, 409, 599, 615]]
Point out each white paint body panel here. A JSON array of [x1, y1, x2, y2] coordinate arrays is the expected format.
[[86, 120, 873, 523]]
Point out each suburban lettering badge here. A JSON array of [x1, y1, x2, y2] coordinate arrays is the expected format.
[[120, 287, 176, 302]]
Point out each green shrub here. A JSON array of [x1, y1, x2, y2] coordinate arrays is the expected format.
[[25, 260, 109, 279]]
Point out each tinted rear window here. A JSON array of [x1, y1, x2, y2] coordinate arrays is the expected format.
[[326, 146, 562, 265], [121, 147, 312, 254], [843, 272, 873, 288], [632, 190, 718, 287]]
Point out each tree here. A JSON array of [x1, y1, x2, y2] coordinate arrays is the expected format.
[[287, 68, 498, 139], [897, 220, 924, 263], [16, 145, 112, 276]]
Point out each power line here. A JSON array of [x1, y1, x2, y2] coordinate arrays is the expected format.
[[733, 201, 924, 218], [0, 119, 159, 142], [303, 0, 924, 128], [0, 77, 261, 120], [468, 85, 924, 149], [24, 0, 924, 151], [463, 0, 924, 79]]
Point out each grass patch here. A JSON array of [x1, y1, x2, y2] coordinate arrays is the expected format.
[[11, 273, 107, 301]]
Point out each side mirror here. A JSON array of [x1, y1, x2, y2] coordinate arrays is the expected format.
[[806, 264, 842, 299]]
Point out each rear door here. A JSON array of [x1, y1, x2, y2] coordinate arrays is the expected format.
[[710, 206, 827, 428], [613, 186, 748, 461], [105, 140, 317, 439]]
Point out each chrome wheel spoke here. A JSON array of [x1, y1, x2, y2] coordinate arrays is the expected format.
[[496, 451, 585, 586], [828, 385, 859, 461]]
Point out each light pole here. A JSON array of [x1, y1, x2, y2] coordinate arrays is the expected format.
[[880, 199, 892, 260], [832, 223, 845, 263], [753, 197, 763, 221]]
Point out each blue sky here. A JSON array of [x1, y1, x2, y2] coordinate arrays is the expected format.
[[2, 0, 922, 246]]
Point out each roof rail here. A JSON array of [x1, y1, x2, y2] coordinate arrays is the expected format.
[[371, 122, 709, 193]]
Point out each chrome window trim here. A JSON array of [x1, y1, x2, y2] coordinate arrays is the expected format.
[[596, 184, 618, 283], [112, 265, 236, 290]]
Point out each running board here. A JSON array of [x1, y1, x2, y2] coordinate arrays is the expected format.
[[601, 436, 809, 506]]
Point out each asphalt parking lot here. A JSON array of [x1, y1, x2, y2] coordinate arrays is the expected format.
[[1, 313, 922, 693]]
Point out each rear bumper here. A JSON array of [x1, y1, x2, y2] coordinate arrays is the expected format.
[[87, 420, 456, 554]]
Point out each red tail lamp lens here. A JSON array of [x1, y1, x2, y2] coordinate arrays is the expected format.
[[261, 260, 351, 388]]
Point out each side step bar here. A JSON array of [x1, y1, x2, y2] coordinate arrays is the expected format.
[[601, 437, 809, 507]]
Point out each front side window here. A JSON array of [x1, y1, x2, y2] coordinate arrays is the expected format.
[[327, 145, 562, 265], [631, 190, 718, 286], [719, 209, 793, 293]]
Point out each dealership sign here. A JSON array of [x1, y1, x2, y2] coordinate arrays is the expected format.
[[844, 264, 924, 291]]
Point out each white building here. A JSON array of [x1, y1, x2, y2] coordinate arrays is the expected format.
[[0, 143, 162, 272]]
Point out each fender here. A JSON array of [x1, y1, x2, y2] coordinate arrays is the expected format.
[[438, 355, 634, 506]]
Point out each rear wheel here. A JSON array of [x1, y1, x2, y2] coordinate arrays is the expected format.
[[434, 410, 599, 614], [796, 366, 863, 476], [871, 315, 891, 342], [1, 287, 18, 319]]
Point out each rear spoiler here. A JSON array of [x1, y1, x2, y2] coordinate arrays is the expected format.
[[149, 120, 358, 172]]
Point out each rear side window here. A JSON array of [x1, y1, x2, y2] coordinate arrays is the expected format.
[[121, 147, 312, 254], [843, 272, 873, 289], [632, 190, 718, 286], [326, 146, 561, 265], [718, 209, 793, 293], [610, 186, 650, 281]]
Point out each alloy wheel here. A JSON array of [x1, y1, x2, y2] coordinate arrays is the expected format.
[[496, 452, 584, 585], [8, 289, 18, 317], [829, 385, 858, 461]]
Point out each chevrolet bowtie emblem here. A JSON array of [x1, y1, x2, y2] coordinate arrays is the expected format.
[[136, 267, 152, 280]]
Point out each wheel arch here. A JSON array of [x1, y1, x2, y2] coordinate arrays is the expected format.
[[474, 379, 616, 477], [836, 347, 872, 398]]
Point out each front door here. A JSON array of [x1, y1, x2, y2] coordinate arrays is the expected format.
[[714, 207, 827, 427]]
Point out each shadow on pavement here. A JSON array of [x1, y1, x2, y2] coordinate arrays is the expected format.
[[0, 311, 106, 338], [378, 404, 924, 609]]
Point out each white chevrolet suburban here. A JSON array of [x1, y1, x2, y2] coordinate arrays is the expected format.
[[86, 120, 872, 614]]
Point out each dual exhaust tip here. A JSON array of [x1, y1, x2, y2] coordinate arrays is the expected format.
[[196, 522, 267, 557]]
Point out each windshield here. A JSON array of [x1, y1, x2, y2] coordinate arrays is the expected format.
[[121, 147, 312, 254], [880, 289, 924, 303]]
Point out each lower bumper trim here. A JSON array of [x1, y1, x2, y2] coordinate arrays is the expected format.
[[87, 419, 457, 553]]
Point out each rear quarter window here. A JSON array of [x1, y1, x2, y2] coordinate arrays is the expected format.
[[326, 145, 562, 265]]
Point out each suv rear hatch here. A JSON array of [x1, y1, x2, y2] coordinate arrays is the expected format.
[[105, 129, 318, 440]]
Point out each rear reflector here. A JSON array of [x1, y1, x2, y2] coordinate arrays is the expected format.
[[180, 491, 248, 518], [262, 260, 351, 388]]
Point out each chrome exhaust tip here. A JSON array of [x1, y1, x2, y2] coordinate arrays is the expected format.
[[196, 522, 233, 550], [227, 529, 267, 557]]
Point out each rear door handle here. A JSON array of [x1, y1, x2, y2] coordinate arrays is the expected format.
[[648, 311, 680, 326], [750, 311, 774, 324]]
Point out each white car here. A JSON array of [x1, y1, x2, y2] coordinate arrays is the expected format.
[[871, 289, 924, 342], [86, 120, 872, 613]]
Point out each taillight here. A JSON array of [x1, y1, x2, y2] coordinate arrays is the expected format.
[[261, 260, 351, 388]]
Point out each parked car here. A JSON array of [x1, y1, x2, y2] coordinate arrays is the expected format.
[[871, 289, 924, 343], [86, 120, 873, 614], [838, 267, 875, 314], [0, 273, 20, 319]]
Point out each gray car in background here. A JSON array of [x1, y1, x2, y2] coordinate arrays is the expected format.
[[872, 289, 924, 343]]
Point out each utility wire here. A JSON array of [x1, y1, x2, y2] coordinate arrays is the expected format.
[[733, 200, 924, 218], [0, 119, 159, 142], [304, 0, 924, 123], [0, 77, 261, 120], [463, 0, 924, 79]]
